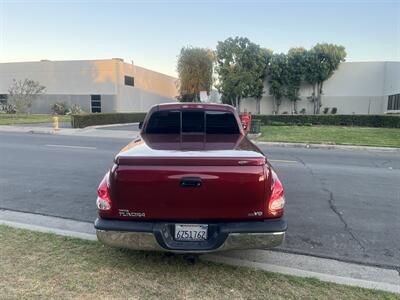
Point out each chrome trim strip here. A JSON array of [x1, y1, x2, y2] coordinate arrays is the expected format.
[[96, 230, 285, 253]]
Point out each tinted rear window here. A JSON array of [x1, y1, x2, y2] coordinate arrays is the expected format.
[[145, 110, 239, 134], [205, 111, 239, 134], [182, 111, 205, 133], [145, 110, 180, 134]]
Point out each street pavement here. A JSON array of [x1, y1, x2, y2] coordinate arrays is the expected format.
[[0, 131, 399, 269]]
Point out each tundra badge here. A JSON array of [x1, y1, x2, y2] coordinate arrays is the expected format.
[[118, 209, 146, 217]]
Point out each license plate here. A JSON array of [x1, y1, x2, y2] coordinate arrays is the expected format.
[[174, 224, 208, 241]]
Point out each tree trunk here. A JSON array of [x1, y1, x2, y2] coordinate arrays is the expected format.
[[312, 85, 317, 115], [317, 82, 324, 114], [237, 97, 241, 113], [272, 97, 276, 115], [256, 97, 261, 114], [276, 99, 280, 114]]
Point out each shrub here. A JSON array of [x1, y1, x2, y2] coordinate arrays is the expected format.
[[268, 121, 288, 126], [323, 107, 329, 114], [300, 108, 306, 115], [71, 112, 147, 128], [331, 107, 337, 114], [69, 104, 84, 115], [250, 114, 400, 128], [1, 103, 17, 114], [51, 102, 68, 115]]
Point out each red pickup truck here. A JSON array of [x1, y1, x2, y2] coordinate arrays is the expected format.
[[95, 103, 287, 253]]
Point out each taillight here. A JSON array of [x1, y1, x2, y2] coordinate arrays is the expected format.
[[266, 170, 285, 218], [96, 172, 111, 211]]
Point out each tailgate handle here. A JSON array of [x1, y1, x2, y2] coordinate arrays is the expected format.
[[180, 177, 202, 188]]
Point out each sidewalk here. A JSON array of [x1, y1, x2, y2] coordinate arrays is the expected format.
[[0, 123, 138, 139]]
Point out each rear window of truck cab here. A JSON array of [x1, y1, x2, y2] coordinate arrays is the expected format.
[[145, 110, 240, 134]]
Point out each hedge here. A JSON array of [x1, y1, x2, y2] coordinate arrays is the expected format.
[[71, 112, 147, 128], [251, 114, 400, 128], [71, 112, 400, 129]]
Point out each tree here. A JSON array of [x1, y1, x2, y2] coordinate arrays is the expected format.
[[215, 37, 267, 111], [8, 78, 45, 113], [177, 47, 214, 102], [286, 47, 307, 114], [255, 48, 273, 114], [305, 44, 346, 114], [268, 53, 288, 114]]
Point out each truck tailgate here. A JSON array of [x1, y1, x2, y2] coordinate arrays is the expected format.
[[110, 163, 267, 221]]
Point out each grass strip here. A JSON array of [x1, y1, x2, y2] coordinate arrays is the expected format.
[[259, 126, 400, 148], [0, 225, 396, 299]]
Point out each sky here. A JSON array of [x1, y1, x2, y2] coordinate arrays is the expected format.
[[0, 0, 399, 77]]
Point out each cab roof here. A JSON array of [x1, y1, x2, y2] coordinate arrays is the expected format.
[[154, 102, 236, 113]]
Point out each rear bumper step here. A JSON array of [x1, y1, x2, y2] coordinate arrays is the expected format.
[[95, 218, 287, 253]]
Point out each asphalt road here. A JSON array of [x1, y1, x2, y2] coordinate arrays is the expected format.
[[1, 131, 399, 269]]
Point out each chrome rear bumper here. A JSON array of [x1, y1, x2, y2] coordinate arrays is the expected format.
[[96, 225, 285, 253], [95, 221, 287, 253]]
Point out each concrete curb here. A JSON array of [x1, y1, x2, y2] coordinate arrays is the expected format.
[[0, 219, 97, 241], [0, 209, 96, 240], [0, 209, 398, 294], [254, 141, 400, 152], [0, 125, 137, 139], [0, 125, 55, 135], [89, 122, 139, 129], [201, 254, 400, 294]]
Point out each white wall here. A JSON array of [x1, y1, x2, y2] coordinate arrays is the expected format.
[[322, 62, 385, 97], [0, 59, 179, 113], [241, 61, 400, 115], [30, 94, 116, 114], [121, 62, 178, 99], [383, 62, 400, 95], [116, 61, 178, 112], [116, 86, 176, 112], [0, 60, 117, 95]]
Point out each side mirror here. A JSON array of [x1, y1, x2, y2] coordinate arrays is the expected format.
[[138, 121, 143, 129]]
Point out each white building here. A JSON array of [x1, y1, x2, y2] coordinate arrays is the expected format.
[[0, 60, 399, 115], [0, 58, 178, 113], [241, 61, 400, 115]]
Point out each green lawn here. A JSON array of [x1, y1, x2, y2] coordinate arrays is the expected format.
[[0, 225, 396, 299], [0, 113, 70, 125], [259, 125, 400, 148]]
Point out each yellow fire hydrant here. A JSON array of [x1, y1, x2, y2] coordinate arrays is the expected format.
[[53, 114, 59, 132]]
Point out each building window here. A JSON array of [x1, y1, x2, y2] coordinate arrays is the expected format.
[[91, 95, 101, 113], [124, 75, 134, 87], [387, 94, 400, 111], [0, 94, 7, 105]]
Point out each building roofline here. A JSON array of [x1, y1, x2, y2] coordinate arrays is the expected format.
[[0, 58, 120, 64], [342, 60, 400, 64], [0, 58, 178, 79]]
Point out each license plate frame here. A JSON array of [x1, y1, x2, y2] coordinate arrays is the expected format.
[[174, 224, 208, 241]]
